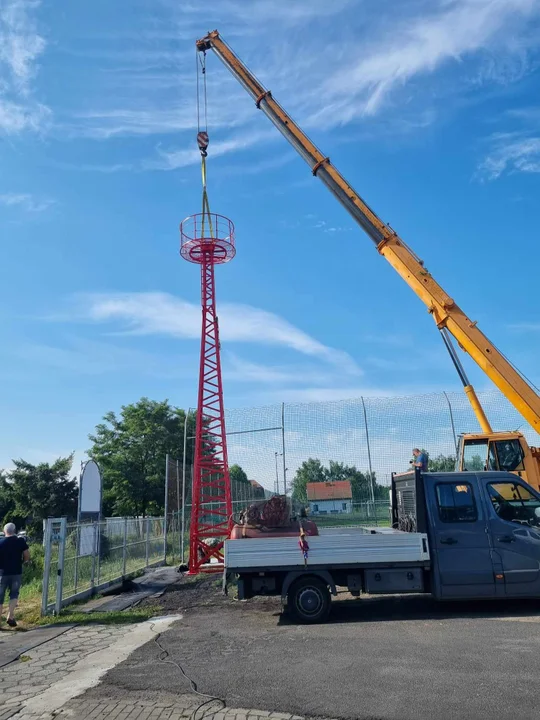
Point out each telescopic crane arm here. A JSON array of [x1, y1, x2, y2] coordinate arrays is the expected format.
[[197, 30, 540, 435]]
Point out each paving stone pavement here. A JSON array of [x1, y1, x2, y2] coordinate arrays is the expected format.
[[0, 625, 319, 720], [0, 624, 134, 720], [54, 696, 310, 720]]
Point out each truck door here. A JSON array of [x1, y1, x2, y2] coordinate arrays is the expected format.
[[485, 477, 540, 596], [427, 478, 496, 598]]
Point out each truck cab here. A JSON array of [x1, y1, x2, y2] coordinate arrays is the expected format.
[[455, 432, 540, 491], [393, 469, 540, 599]]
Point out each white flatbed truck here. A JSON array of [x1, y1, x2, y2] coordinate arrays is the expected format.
[[224, 470, 540, 622]]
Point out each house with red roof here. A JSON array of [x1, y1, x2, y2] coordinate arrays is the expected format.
[[306, 480, 353, 515]]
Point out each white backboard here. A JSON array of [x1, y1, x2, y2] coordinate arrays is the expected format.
[[79, 460, 102, 514]]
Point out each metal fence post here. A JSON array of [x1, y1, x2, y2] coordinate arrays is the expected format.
[[164, 453, 169, 563], [176, 459, 181, 559], [94, 521, 101, 589], [90, 522, 97, 589], [360, 396, 376, 509], [281, 402, 287, 494], [54, 518, 67, 616], [443, 391, 459, 455], [41, 519, 53, 616], [145, 517, 150, 566], [73, 524, 80, 593], [181, 412, 189, 564], [122, 518, 128, 576]]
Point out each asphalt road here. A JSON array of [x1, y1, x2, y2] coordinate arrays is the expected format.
[[98, 588, 540, 720]]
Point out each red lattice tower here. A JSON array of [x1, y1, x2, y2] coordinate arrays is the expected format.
[[180, 212, 235, 573]]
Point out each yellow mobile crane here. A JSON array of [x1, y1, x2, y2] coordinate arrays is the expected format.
[[196, 30, 540, 489]]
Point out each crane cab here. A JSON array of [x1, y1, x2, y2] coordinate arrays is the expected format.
[[456, 432, 540, 492]]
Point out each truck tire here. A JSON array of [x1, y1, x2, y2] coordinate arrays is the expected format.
[[287, 575, 331, 624]]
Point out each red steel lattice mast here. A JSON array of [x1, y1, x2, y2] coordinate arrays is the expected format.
[[180, 212, 235, 573]]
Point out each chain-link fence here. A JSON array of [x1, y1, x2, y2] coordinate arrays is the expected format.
[[41, 516, 166, 615], [224, 389, 540, 494], [167, 389, 540, 564]]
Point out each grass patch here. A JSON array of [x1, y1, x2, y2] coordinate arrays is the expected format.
[[11, 541, 164, 629], [13, 600, 159, 630], [38, 605, 158, 626]]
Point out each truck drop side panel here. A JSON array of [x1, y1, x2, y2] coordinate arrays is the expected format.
[[225, 531, 430, 572]]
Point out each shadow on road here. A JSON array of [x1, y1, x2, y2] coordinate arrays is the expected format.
[[277, 593, 540, 626]]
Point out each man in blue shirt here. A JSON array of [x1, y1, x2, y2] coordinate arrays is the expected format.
[[0, 523, 30, 628], [412, 448, 429, 472]]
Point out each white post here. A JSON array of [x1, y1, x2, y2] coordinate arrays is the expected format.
[[164, 453, 169, 562], [145, 517, 150, 566], [54, 518, 67, 616], [122, 518, 128, 576], [41, 519, 53, 616], [94, 521, 101, 588]]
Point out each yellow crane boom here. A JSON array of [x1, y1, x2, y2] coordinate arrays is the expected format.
[[197, 30, 540, 435]]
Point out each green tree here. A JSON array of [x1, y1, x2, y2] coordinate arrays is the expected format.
[[326, 461, 388, 502], [291, 458, 326, 502], [229, 464, 249, 486], [229, 463, 250, 502], [88, 398, 194, 517], [466, 454, 485, 471], [0, 471, 17, 527], [291, 458, 389, 504], [8, 456, 78, 537], [428, 454, 456, 472]]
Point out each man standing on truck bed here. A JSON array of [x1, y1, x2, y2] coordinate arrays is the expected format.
[[0, 523, 30, 627], [412, 448, 429, 471]]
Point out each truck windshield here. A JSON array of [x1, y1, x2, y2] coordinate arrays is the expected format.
[[462, 440, 487, 471], [488, 482, 540, 526]]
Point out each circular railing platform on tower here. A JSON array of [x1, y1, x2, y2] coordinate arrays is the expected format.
[[180, 213, 236, 265]]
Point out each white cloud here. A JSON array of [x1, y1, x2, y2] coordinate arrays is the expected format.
[[309, 0, 540, 126], [69, 291, 361, 375], [477, 131, 540, 180], [224, 353, 346, 386], [0, 0, 49, 133], [0, 0, 45, 92], [0, 192, 54, 212], [271, 386, 425, 403], [12, 337, 191, 378], [66, 80, 255, 140], [508, 322, 540, 332], [146, 130, 275, 171], [55, 0, 540, 149], [218, 0, 355, 25], [225, 355, 305, 385]]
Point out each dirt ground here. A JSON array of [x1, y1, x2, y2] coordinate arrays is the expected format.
[[141, 572, 281, 616]]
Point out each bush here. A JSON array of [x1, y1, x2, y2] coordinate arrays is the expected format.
[[22, 543, 44, 585], [99, 530, 111, 560]]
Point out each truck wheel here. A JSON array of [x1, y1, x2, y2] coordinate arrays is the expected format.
[[287, 576, 331, 624]]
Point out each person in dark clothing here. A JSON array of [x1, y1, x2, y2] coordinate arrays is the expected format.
[[0, 523, 30, 627]]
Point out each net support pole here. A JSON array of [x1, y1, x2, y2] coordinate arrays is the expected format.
[[361, 396, 376, 507], [281, 402, 287, 495], [443, 391, 459, 455], [176, 458, 181, 559], [181, 411, 189, 564], [164, 453, 169, 563]]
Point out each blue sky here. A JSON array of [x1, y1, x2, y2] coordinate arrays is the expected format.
[[1, 0, 540, 478]]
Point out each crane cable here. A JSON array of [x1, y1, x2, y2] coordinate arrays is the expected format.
[[196, 50, 214, 239]]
